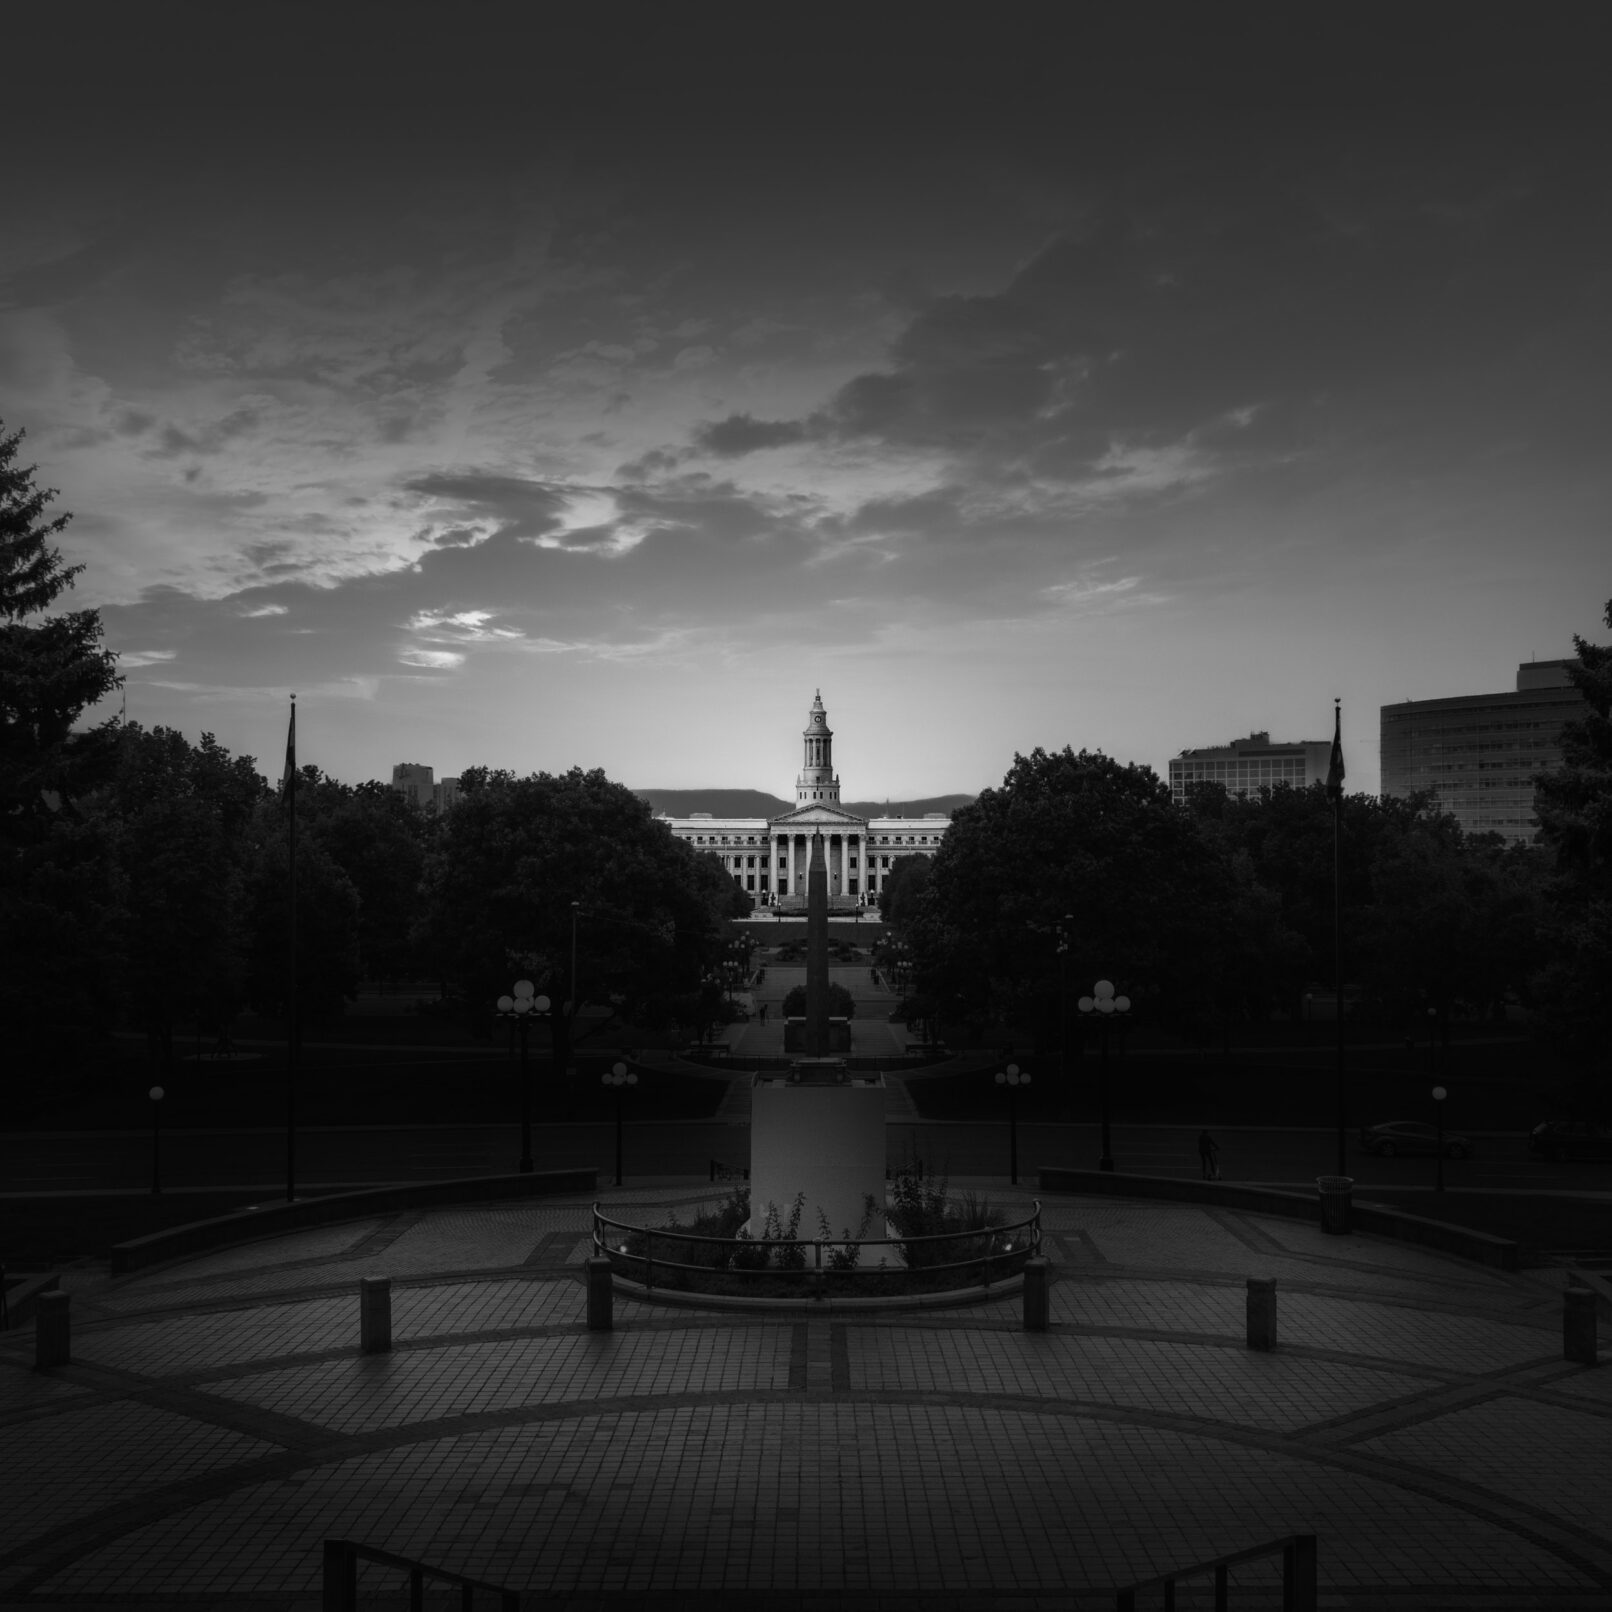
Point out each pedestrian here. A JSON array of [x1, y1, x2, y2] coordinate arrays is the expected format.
[[1198, 1129, 1220, 1181], [759, 1002, 768, 1027]]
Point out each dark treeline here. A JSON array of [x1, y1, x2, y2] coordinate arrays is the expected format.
[[0, 418, 750, 1080], [4, 415, 1608, 1115], [878, 601, 1612, 1118]]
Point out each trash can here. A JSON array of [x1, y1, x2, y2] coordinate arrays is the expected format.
[[1317, 1175, 1354, 1235]]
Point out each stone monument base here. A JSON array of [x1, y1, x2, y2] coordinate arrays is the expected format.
[[782, 1016, 852, 1055], [750, 1064, 886, 1241]]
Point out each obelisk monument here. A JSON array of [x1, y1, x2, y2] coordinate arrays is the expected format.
[[804, 831, 829, 1054]]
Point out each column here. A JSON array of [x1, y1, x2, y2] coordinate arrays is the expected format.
[[787, 834, 796, 897]]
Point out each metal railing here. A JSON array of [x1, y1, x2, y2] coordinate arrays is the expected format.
[[593, 1200, 1040, 1297], [322, 1539, 519, 1611], [1114, 1533, 1317, 1611]]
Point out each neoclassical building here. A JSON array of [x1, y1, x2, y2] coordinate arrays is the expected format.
[[659, 692, 952, 908]]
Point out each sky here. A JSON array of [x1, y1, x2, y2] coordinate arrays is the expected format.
[[5, 8, 1608, 801]]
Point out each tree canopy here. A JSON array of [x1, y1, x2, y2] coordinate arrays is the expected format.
[[0, 420, 121, 841]]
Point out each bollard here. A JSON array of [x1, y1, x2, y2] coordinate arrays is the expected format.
[[360, 1277, 392, 1354], [1022, 1256, 1050, 1332], [1564, 1285, 1598, 1366], [587, 1257, 614, 1332], [1246, 1277, 1277, 1351], [1316, 1175, 1353, 1235], [35, 1289, 70, 1368]]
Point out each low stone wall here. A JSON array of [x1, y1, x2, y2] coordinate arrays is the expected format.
[[109, 1169, 596, 1276], [1036, 1168, 1520, 1271]]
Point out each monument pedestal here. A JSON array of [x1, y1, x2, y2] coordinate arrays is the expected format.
[[750, 1065, 886, 1241]]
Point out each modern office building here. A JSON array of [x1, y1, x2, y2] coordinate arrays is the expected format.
[[1379, 660, 1587, 845], [659, 691, 949, 907], [1168, 732, 1334, 805], [389, 763, 460, 813]]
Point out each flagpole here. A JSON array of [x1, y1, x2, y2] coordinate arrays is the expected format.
[[286, 694, 298, 1203], [1330, 698, 1346, 1178]]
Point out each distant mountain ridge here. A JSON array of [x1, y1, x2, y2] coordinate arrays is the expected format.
[[636, 789, 976, 819]]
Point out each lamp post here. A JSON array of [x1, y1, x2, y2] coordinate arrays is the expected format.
[[993, 1062, 1030, 1185], [148, 1085, 164, 1197], [1078, 979, 1131, 1172], [569, 901, 582, 1022], [495, 981, 551, 1173], [1432, 1084, 1447, 1193], [603, 1059, 638, 1186], [1055, 914, 1074, 1114]]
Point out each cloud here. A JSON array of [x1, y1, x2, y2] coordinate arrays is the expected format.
[[118, 648, 178, 667], [397, 648, 465, 669], [691, 413, 814, 457], [405, 472, 570, 544], [238, 603, 288, 617], [145, 404, 263, 459]]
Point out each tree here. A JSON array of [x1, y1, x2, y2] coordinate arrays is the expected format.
[[0, 420, 125, 1073], [238, 795, 363, 1022], [1531, 597, 1612, 1069], [289, 770, 431, 981], [85, 724, 270, 1058], [913, 748, 1234, 1047], [415, 765, 742, 1100], [0, 419, 121, 841], [877, 853, 932, 927]]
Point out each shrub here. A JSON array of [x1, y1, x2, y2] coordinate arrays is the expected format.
[[780, 981, 856, 1019]]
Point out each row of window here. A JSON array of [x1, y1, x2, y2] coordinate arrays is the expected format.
[[680, 833, 941, 847]]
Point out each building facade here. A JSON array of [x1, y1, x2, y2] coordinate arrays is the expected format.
[[389, 763, 460, 813], [1168, 732, 1333, 805], [659, 692, 951, 907], [1379, 660, 1587, 845]]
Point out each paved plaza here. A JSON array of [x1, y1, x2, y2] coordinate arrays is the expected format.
[[3, 1185, 1608, 1610]]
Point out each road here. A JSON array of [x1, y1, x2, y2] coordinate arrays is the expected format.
[[3, 1119, 1607, 1198]]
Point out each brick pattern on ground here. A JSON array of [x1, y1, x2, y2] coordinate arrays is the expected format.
[[1, 1186, 1607, 1610]]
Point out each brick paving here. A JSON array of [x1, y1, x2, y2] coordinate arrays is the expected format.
[[2, 1186, 1608, 1610]]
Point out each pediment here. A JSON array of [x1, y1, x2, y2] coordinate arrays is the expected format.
[[768, 802, 870, 829]]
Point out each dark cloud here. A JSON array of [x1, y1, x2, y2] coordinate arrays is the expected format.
[[404, 472, 569, 542], [147, 406, 262, 459], [691, 413, 814, 457], [615, 446, 690, 481]]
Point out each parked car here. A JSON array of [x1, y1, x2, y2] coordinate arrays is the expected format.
[[1528, 1121, 1612, 1163], [1358, 1120, 1474, 1159]]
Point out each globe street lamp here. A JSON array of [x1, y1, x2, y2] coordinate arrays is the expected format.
[[994, 1062, 1031, 1185], [149, 1085, 165, 1197], [1432, 1083, 1448, 1193], [495, 981, 551, 1173], [1078, 979, 1130, 1172], [603, 1060, 639, 1186]]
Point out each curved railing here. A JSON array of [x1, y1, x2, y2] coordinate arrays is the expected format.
[[592, 1200, 1041, 1299]]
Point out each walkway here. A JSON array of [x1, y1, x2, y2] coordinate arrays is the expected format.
[[3, 1188, 1607, 1608]]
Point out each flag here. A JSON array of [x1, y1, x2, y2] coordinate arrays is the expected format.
[[282, 698, 297, 799], [1325, 700, 1344, 804]]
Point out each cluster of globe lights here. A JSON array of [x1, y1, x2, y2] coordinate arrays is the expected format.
[[1078, 979, 1131, 1016], [497, 980, 550, 1017]]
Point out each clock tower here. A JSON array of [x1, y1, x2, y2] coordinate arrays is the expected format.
[[795, 689, 841, 806]]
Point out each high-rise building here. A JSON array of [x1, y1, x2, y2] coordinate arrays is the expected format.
[[390, 762, 460, 812], [1379, 660, 1587, 845], [1168, 732, 1334, 805]]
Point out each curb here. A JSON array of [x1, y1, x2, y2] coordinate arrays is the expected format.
[[107, 1169, 598, 1277], [1037, 1168, 1522, 1271]]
